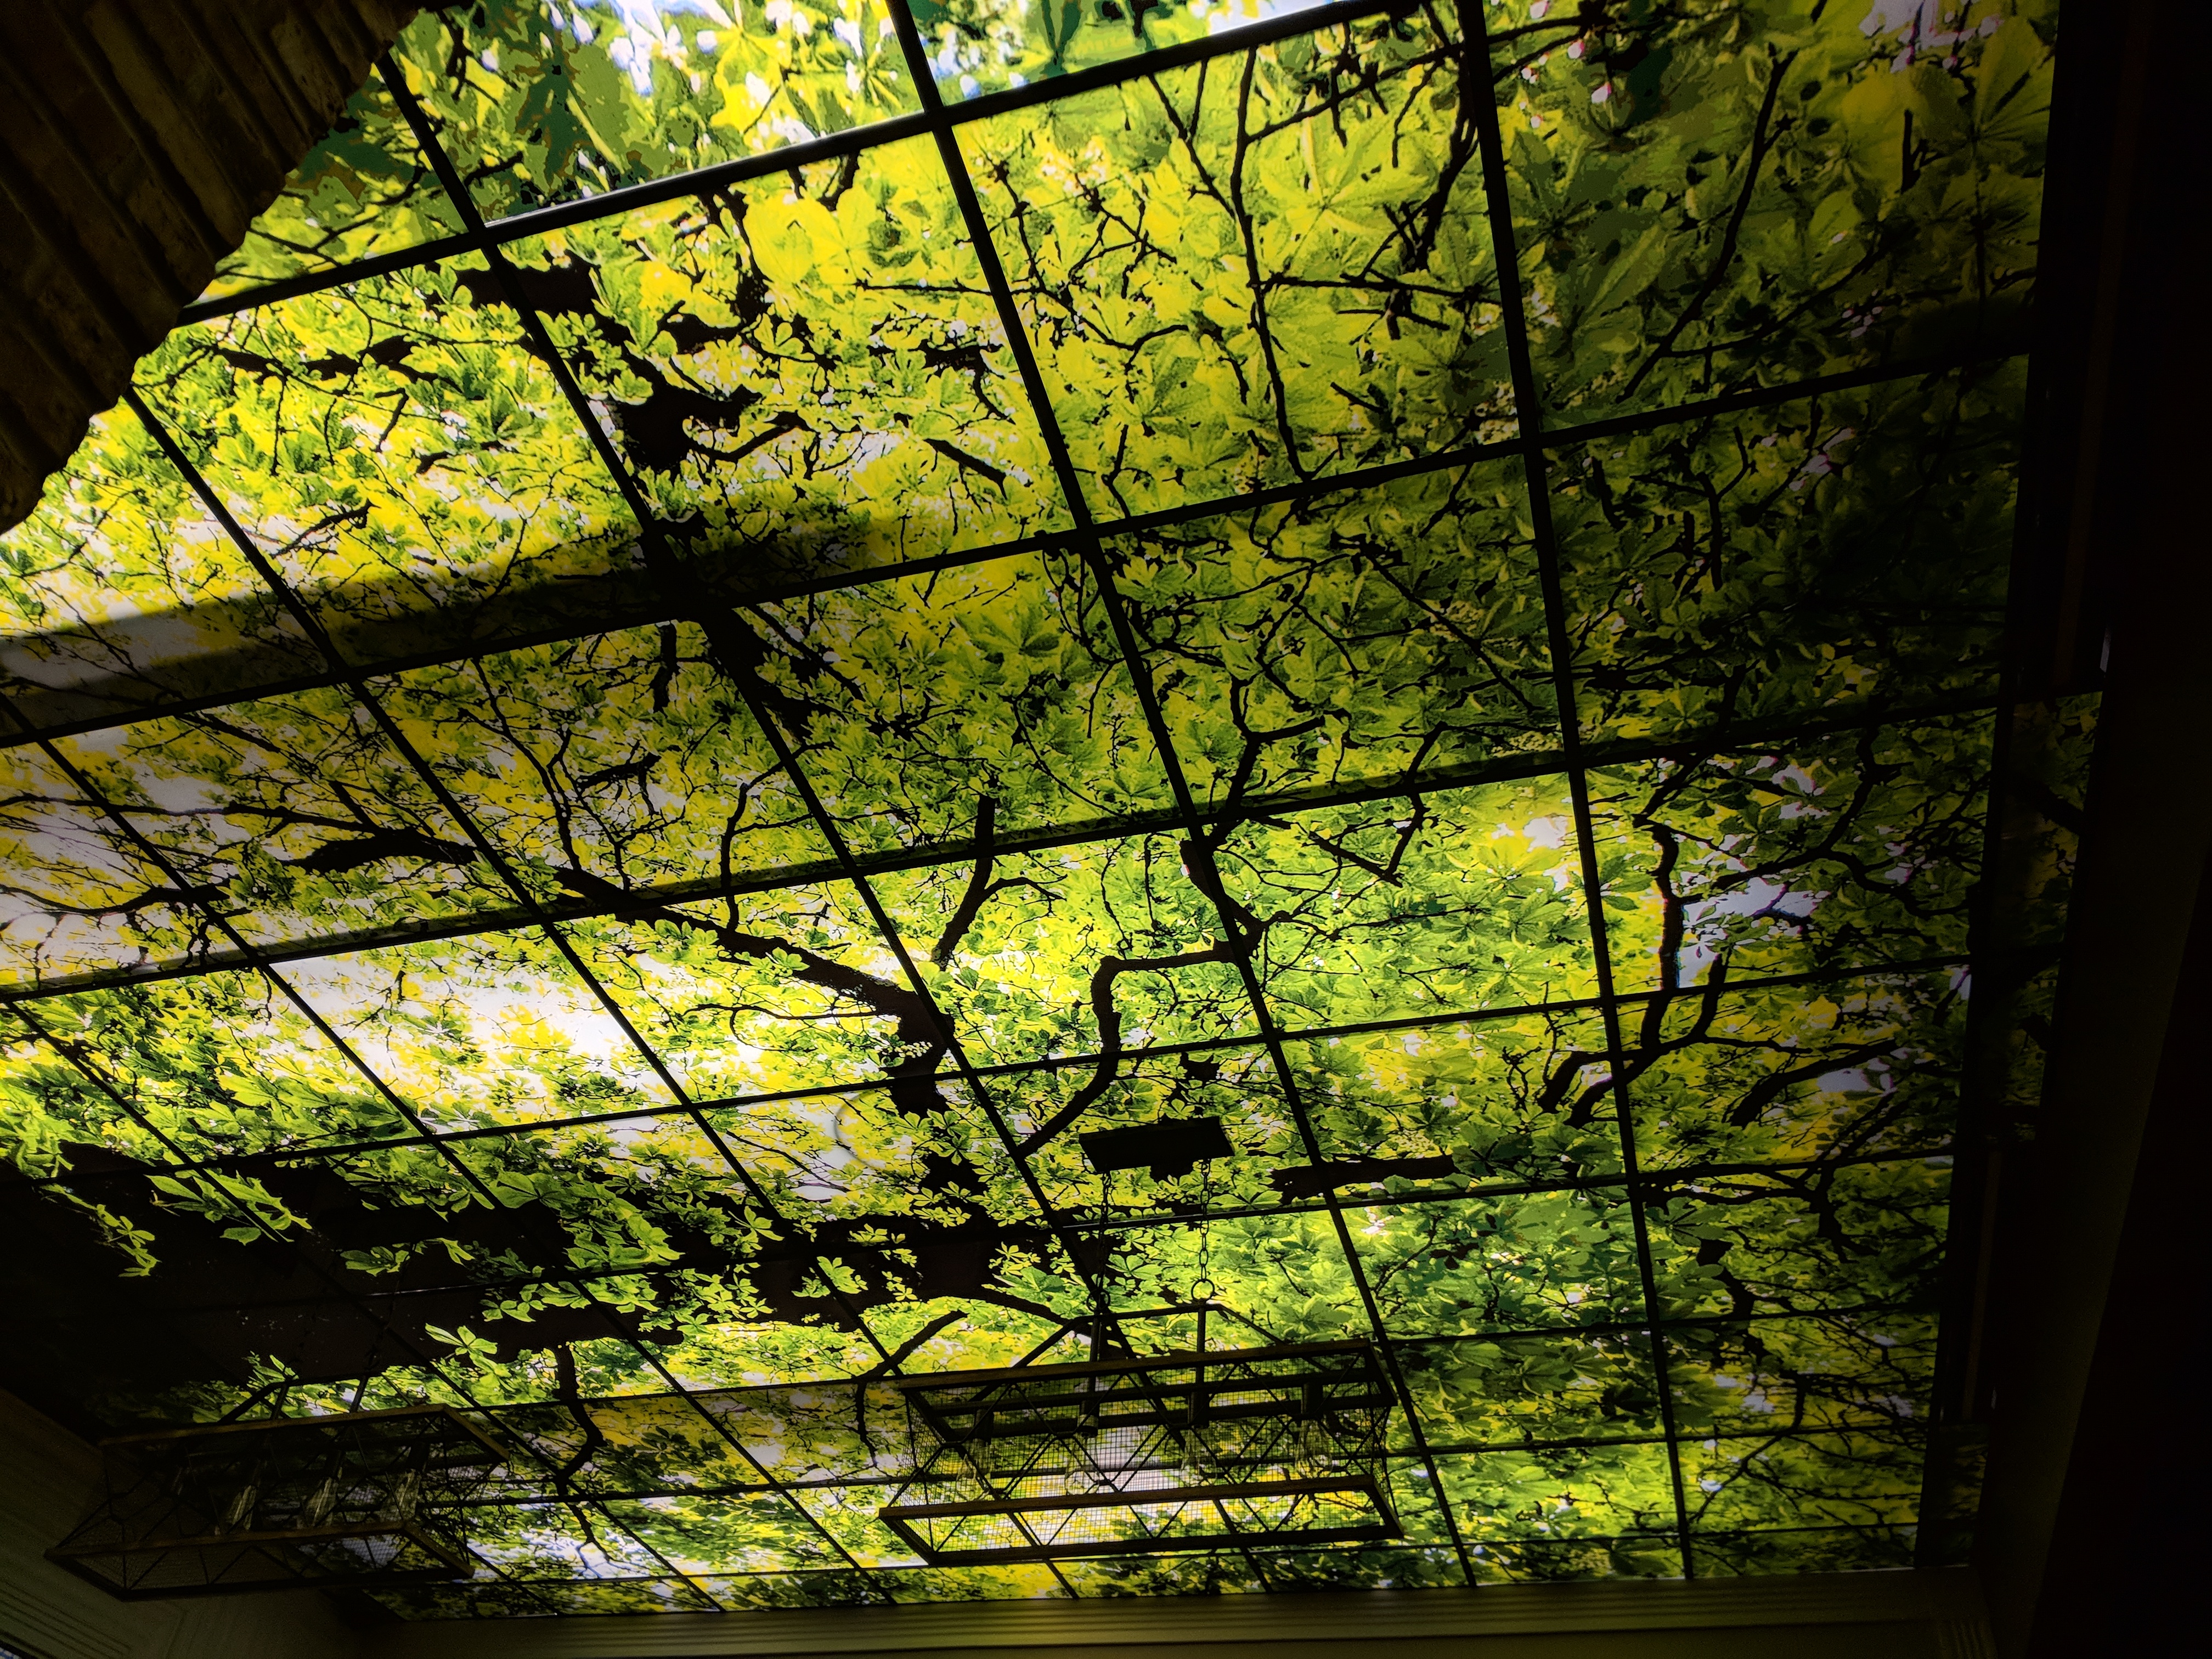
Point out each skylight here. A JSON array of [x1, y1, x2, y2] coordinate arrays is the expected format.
[[0, 0, 2069, 1615]]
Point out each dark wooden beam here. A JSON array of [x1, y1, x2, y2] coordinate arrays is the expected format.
[[0, 0, 419, 529]]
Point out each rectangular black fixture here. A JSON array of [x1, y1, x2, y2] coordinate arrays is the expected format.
[[1080, 1117, 1234, 1180]]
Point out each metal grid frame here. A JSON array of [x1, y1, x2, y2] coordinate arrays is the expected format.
[[0, 0, 2046, 1606]]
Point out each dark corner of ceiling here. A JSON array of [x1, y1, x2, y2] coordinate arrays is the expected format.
[[1979, 0, 2208, 1651], [0, 0, 427, 535]]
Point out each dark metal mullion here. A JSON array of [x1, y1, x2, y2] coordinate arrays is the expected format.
[[230, 87, 914, 1594], [0, 729, 709, 1610], [703, 625, 1136, 1412], [106, 473, 872, 1609], [363, 0, 1147, 1419], [450, 1420, 1924, 1501], [179, 0, 1418, 328], [883, 2, 1475, 1583], [384, 55, 1085, 1600], [0, 343, 2015, 764], [1078, 588, 1482, 1582], [367, 65, 910, 1383], [115, 388, 850, 1305], [9, 942, 1968, 1195], [129, 1137, 1956, 1316], [0, 673, 1997, 998], [179, 229, 483, 321], [1457, 4, 1696, 1577]]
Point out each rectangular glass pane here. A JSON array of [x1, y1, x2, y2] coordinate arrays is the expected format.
[[1498, 0, 2053, 419], [201, 65, 466, 301], [2, 972, 414, 1163], [1105, 458, 1558, 809], [1668, 1311, 1938, 1437], [51, 691, 517, 947], [566, 886, 921, 1098], [1288, 1009, 1623, 1188], [749, 549, 1172, 851], [987, 1040, 1294, 1215], [0, 741, 208, 983], [1622, 971, 1965, 1172], [1642, 1157, 1950, 1319], [1402, 1328, 1662, 1448], [1590, 715, 1990, 994], [1681, 1427, 1922, 1538], [1431, 1443, 1679, 1559], [876, 834, 1256, 1069], [1232, 776, 1592, 1030], [378, 621, 832, 894], [922, 0, 1347, 100], [279, 928, 678, 1130], [135, 257, 644, 668], [0, 401, 314, 735], [1335, 1187, 1646, 1338], [393, 0, 923, 220], [511, 134, 1069, 580], [964, 5, 1513, 518], [1555, 362, 2023, 744]]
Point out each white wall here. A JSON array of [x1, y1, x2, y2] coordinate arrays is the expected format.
[[0, 1390, 361, 1659]]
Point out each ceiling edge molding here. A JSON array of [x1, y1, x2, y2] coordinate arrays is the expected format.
[[365, 1570, 1987, 1659]]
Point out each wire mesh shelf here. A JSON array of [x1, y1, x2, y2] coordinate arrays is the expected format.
[[47, 1406, 508, 1598], [879, 1340, 1398, 1563]]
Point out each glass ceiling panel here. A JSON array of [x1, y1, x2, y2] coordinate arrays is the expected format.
[[47, 692, 517, 947], [0, 402, 316, 734], [1228, 778, 1591, 1028], [511, 133, 1068, 575], [134, 257, 643, 669], [920, 0, 1348, 100], [1107, 459, 1558, 810], [990, 1039, 1296, 1213], [747, 549, 1172, 850], [1678, 1427, 1923, 1551], [1400, 1327, 1662, 1447], [1555, 364, 2022, 745], [1591, 715, 1990, 994], [0, 972, 413, 1164], [1642, 1157, 1949, 1319], [962, 4, 1514, 518], [376, 620, 832, 895], [279, 929, 681, 1131], [564, 887, 929, 1099], [1621, 971, 1965, 1172], [392, 0, 923, 221], [1668, 1311, 1938, 1440], [1434, 1441, 1679, 1573], [1284, 1008, 1623, 1187], [0, 0, 2071, 1612], [199, 64, 467, 302], [0, 741, 210, 984], [1343, 1187, 1651, 1339], [877, 831, 1255, 1068], [1498, 0, 2051, 420]]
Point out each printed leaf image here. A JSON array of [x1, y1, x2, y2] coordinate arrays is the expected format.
[[0, 0, 2074, 1606], [1496, 0, 2053, 418], [512, 135, 1067, 575], [201, 64, 468, 301], [965, 4, 1515, 516], [393, 0, 922, 221]]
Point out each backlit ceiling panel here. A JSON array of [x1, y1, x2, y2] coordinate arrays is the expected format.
[[0, 0, 2080, 1616]]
